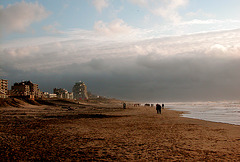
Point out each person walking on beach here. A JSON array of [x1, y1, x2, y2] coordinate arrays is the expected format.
[[123, 103, 126, 109], [156, 104, 162, 114], [158, 104, 162, 114]]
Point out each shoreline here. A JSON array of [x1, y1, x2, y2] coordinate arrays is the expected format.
[[166, 101, 240, 126], [179, 113, 240, 126], [1, 100, 240, 161], [165, 107, 240, 126]]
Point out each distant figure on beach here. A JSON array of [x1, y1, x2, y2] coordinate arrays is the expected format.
[[156, 104, 162, 114], [162, 104, 164, 109], [123, 103, 126, 109]]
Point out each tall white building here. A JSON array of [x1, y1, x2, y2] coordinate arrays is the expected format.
[[72, 81, 88, 100], [0, 79, 8, 98]]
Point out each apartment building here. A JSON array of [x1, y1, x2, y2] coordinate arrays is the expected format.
[[53, 88, 73, 99], [0, 79, 8, 98], [11, 81, 42, 98], [72, 81, 88, 100]]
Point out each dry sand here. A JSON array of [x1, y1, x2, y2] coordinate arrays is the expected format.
[[0, 99, 240, 161]]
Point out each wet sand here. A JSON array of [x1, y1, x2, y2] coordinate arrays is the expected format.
[[1, 100, 240, 161]]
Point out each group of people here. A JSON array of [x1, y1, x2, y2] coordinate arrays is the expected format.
[[122, 103, 165, 114], [156, 103, 164, 114]]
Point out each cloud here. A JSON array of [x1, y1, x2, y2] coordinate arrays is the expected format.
[[207, 44, 227, 55], [2, 29, 240, 101], [94, 19, 137, 37], [153, 0, 188, 23], [128, 0, 189, 23], [43, 22, 62, 34], [180, 19, 240, 26], [0, 1, 49, 37], [128, 0, 148, 7], [186, 9, 215, 19], [92, 0, 109, 12], [3, 46, 40, 58]]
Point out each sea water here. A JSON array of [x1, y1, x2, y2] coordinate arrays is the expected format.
[[166, 101, 240, 125]]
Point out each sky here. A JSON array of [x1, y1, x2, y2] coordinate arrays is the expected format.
[[1, 0, 240, 102]]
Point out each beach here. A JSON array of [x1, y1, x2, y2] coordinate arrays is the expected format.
[[1, 99, 240, 161]]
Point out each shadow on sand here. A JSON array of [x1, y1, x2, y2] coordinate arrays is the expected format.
[[43, 114, 125, 119]]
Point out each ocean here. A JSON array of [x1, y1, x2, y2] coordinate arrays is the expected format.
[[166, 101, 240, 125]]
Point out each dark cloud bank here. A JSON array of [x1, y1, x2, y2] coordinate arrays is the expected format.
[[2, 53, 240, 102], [2, 30, 240, 102]]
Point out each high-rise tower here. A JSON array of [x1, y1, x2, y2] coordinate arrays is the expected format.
[[0, 79, 8, 98], [72, 81, 88, 100]]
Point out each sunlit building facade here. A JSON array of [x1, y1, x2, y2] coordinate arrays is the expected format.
[[53, 88, 73, 99], [11, 81, 42, 98], [0, 79, 8, 98], [72, 81, 88, 100]]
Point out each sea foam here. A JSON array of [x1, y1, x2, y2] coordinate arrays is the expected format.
[[166, 101, 240, 125]]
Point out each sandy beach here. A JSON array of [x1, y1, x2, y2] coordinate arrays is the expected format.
[[0, 99, 240, 161]]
